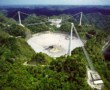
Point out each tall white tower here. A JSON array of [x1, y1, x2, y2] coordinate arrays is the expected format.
[[79, 12, 83, 26], [68, 23, 73, 56], [18, 11, 24, 27]]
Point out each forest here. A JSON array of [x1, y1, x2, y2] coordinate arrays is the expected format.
[[0, 11, 110, 90]]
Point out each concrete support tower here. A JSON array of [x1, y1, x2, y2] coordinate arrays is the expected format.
[[18, 11, 24, 27], [79, 12, 82, 26], [68, 23, 73, 56]]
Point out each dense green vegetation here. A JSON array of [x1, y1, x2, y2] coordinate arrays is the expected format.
[[28, 52, 53, 65], [0, 12, 110, 90], [23, 15, 51, 33], [85, 30, 110, 90], [0, 12, 16, 25], [77, 25, 110, 90], [5, 24, 27, 38], [60, 22, 71, 32]]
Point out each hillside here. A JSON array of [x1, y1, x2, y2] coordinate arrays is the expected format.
[[0, 11, 110, 90], [1, 5, 110, 31]]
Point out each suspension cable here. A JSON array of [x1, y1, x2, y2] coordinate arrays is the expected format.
[[72, 23, 95, 70]]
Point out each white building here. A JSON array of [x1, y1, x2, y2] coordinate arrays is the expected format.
[[48, 18, 62, 28], [87, 67, 104, 90]]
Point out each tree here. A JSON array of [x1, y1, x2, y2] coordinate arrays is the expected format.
[[5, 24, 26, 38]]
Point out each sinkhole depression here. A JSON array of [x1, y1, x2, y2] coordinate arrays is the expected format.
[[27, 31, 83, 57]]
